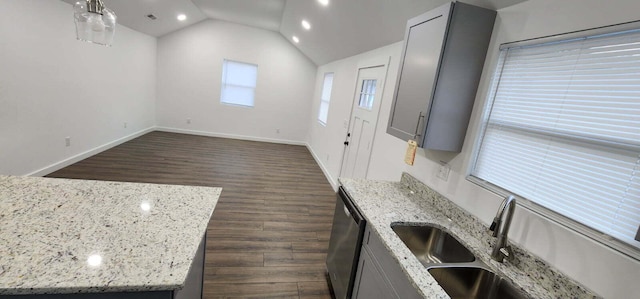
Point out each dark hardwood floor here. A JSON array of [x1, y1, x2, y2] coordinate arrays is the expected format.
[[47, 131, 337, 299]]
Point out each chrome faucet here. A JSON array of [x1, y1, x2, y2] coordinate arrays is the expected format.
[[489, 195, 516, 262]]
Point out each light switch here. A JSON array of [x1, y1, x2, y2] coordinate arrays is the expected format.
[[436, 162, 450, 181]]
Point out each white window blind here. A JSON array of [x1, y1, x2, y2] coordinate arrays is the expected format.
[[472, 27, 640, 256], [318, 73, 334, 125], [221, 59, 258, 107]]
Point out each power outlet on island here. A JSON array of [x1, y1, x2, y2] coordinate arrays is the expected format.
[[436, 163, 450, 181]]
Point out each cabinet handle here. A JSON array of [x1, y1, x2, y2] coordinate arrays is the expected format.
[[413, 111, 425, 139]]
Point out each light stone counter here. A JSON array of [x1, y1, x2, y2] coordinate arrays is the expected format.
[[0, 176, 221, 295], [340, 173, 600, 299]]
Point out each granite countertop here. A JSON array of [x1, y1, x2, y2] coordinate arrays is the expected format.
[[340, 173, 599, 299], [0, 176, 221, 295]]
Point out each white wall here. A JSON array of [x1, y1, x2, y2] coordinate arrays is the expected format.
[[156, 20, 317, 144], [307, 43, 404, 186], [307, 0, 640, 298], [0, 0, 157, 176]]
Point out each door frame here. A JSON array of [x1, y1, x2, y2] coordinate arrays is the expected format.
[[339, 56, 392, 179]]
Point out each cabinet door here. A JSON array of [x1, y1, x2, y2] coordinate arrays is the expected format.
[[362, 227, 423, 299], [387, 3, 452, 144], [352, 248, 397, 299]]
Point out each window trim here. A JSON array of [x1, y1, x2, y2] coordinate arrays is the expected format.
[[467, 20, 640, 260], [317, 72, 334, 126], [220, 59, 258, 108]]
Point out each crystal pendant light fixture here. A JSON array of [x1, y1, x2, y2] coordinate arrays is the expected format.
[[73, 0, 117, 46]]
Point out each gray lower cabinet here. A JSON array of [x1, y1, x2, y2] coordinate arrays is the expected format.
[[173, 232, 206, 299], [352, 227, 421, 299], [386, 1, 496, 152], [351, 249, 396, 299]]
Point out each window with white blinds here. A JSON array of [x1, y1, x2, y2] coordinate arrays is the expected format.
[[318, 73, 334, 125], [221, 59, 258, 107], [471, 26, 640, 257]]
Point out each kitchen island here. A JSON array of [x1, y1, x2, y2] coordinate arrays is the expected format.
[[0, 176, 221, 298]]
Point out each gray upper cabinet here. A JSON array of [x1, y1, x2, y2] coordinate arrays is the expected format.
[[387, 2, 496, 152]]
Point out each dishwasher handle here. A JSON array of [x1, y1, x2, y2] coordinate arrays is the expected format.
[[338, 187, 364, 225]]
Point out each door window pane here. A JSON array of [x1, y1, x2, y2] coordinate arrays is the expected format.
[[358, 79, 377, 110]]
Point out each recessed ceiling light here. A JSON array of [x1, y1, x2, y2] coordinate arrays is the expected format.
[[292, 36, 300, 43], [318, 0, 329, 6], [301, 20, 311, 30], [177, 14, 187, 21]]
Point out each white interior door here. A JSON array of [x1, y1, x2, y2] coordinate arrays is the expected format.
[[340, 65, 387, 179]]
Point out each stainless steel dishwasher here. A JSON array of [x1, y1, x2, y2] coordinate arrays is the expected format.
[[326, 186, 366, 299]]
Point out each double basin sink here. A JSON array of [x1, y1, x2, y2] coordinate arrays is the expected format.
[[391, 224, 529, 299]]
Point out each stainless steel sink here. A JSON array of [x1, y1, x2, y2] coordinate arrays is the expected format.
[[428, 267, 529, 299], [391, 223, 531, 298], [391, 224, 475, 265]]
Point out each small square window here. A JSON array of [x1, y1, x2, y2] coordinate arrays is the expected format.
[[221, 59, 258, 107]]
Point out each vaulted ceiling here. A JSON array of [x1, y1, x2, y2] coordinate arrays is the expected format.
[[62, 0, 527, 65]]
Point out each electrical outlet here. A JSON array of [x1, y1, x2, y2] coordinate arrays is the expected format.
[[276, 129, 280, 134], [326, 154, 330, 162], [124, 122, 128, 128], [65, 137, 71, 147], [187, 118, 191, 124], [436, 163, 450, 181]]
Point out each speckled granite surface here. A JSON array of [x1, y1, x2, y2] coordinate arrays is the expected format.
[[0, 176, 221, 295], [340, 173, 600, 299]]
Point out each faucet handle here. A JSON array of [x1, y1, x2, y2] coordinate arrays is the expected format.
[[500, 246, 514, 262], [489, 217, 501, 237]]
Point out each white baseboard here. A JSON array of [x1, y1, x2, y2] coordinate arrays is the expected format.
[[155, 127, 307, 146], [306, 143, 338, 191], [27, 127, 155, 177]]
